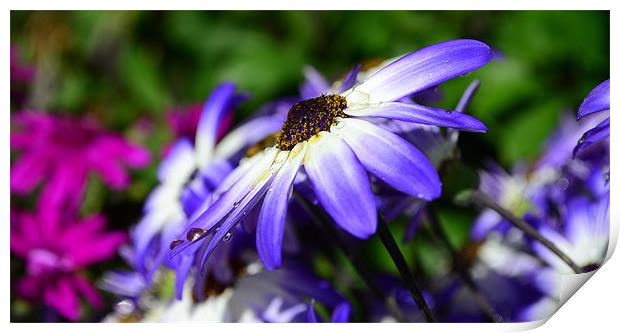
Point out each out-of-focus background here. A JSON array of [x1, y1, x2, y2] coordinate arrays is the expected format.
[[10, 11, 609, 322]]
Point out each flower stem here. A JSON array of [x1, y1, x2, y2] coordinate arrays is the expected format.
[[466, 190, 584, 274], [377, 215, 436, 322], [425, 208, 501, 322], [293, 192, 405, 322]]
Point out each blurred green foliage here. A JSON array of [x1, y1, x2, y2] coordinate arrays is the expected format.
[[10, 11, 609, 322]]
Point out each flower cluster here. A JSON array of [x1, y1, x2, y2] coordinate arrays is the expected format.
[[10, 75, 152, 320], [10, 36, 610, 323]]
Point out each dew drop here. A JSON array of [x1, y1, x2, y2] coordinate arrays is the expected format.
[[186, 228, 207, 242], [222, 232, 233, 242], [233, 201, 241, 208], [578, 136, 585, 144], [169, 239, 184, 250], [115, 299, 135, 315], [557, 177, 570, 191]]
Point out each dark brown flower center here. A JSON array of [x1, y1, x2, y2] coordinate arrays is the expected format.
[[276, 94, 347, 151]]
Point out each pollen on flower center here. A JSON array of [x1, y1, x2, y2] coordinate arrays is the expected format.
[[276, 94, 347, 151]]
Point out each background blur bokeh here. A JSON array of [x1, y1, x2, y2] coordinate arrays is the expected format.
[[10, 10, 609, 322]]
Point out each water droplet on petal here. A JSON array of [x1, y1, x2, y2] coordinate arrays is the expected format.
[[169, 239, 184, 250], [579, 136, 585, 144], [222, 232, 233, 242], [186, 228, 207, 242], [557, 177, 570, 191], [233, 201, 241, 208], [115, 299, 135, 315]]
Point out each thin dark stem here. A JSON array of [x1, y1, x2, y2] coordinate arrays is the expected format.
[[376, 215, 436, 323], [293, 193, 405, 322], [467, 190, 584, 274], [426, 209, 501, 323]]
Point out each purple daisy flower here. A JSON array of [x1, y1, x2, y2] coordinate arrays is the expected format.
[[132, 83, 249, 278], [574, 79, 610, 156], [169, 39, 492, 272], [519, 194, 609, 321], [11, 112, 150, 212], [11, 207, 126, 321]]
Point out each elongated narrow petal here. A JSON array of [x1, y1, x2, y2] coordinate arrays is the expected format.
[[337, 64, 361, 93], [170, 149, 278, 258], [304, 132, 377, 238], [257, 144, 306, 270], [199, 151, 288, 272], [345, 102, 487, 132], [195, 82, 248, 168], [133, 203, 183, 273], [333, 118, 441, 200], [43, 277, 81, 320], [213, 113, 286, 161], [157, 138, 196, 184], [573, 117, 610, 156], [307, 300, 320, 322], [331, 302, 351, 323], [346, 39, 492, 104], [578, 79, 610, 119], [300, 66, 331, 99]]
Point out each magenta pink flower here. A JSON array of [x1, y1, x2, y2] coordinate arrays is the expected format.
[[11, 111, 151, 210], [166, 102, 233, 143], [11, 207, 126, 320]]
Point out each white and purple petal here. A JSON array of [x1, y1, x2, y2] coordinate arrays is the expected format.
[[304, 132, 377, 238], [345, 102, 487, 132], [257, 143, 306, 270], [198, 150, 289, 272], [170, 149, 278, 258], [300, 66, 331, 99], [195, 82, 248, 168], [157, 138, 196, 184], [332, 118, 441, 200], [345, 39, 492, 104], [213, 113, 286, 161]]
